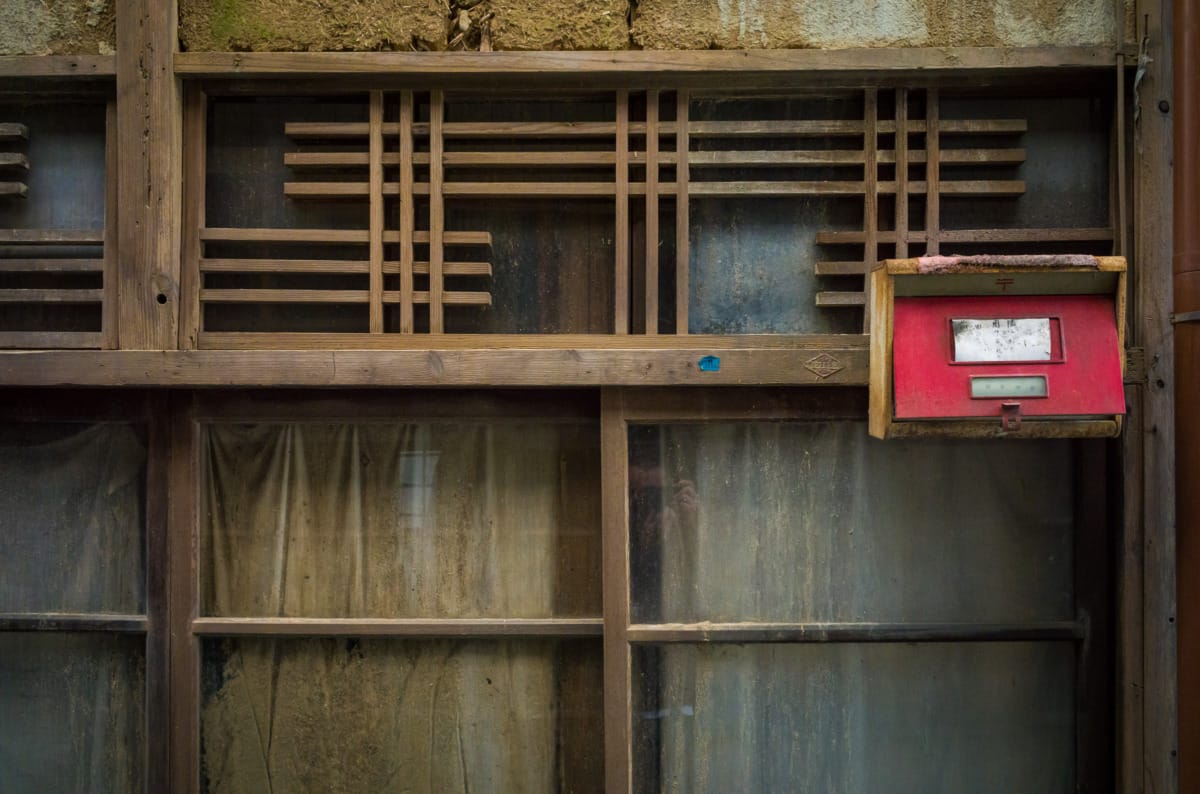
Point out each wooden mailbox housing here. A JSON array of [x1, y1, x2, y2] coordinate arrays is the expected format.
[[869, 255, 1128, 439]]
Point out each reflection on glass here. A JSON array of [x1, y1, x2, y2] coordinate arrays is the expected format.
[[0, 423, 146, 614], [0, 633, 146, 794], [202, 422, 601, 618], [629, 423, 1074, 624], [633, 642, 1074, 794], [201, 638, 602, 794]]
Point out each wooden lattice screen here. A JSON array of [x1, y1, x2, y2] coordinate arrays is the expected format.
[[186, 88, 1116, 345], [0, 106, 116, 350]]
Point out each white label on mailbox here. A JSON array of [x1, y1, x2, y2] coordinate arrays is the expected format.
[[952, 318, 1052, 362]]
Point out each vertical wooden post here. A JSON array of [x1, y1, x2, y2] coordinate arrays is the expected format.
[[644, 91, 660, 335], [894, 89, 909, 260], [429, 90, 445, 334], [168, 394, 200, 794], [924, 88, 941, 256], [675, 90, 690, 335], [115, 0, 182, 349], [178, 86, 206, 349], [615, 91, 630, 335], [368, 91, 385, 334], [863, 89, 878, 335], [145, 393, 171, 794], [601, 388, 631, 793], [1131, 1, 1178, 791], [102, 100, 119, 349], [398, 91, 415, 334]]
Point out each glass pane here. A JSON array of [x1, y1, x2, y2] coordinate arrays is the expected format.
[[630, 422, 1073, 623], [633, 642, 1074, 794], [202, 637, 602, 794], [0, 633, 146, 794], [202, 422, 600, 618], [0, 423, 146, 613]]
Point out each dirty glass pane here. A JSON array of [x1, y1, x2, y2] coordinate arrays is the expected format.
[[629, 422, 1073, 624], [202, 422, 600, 618], [201, 637, 602, 794], [0, 423, 146, 614], [0, 633, 146, 794], [633, 642, 1074, 794]]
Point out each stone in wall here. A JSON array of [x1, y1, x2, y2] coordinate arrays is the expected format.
[[631, 0, 1118, 49], [0, 0, 115, 56], [479, 0, 629, 50], [179, 0, 448, 51]]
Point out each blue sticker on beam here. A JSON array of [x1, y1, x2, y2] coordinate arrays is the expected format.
[[698, 355, 720, 372]]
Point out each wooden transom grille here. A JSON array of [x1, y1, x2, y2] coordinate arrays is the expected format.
[[189, 88, 1116, 343], [0, 110, 114, 350]]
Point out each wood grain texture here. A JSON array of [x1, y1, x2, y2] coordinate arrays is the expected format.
[[103, 100, 119, 349], [0, 343, 868, 386], [0, 56, 115, 78], [601, 388, 631, 794], [116, 0, 181, 349], [925, 88, 940, 256], [174, 47, 1119, 79], [398, 91, 415, 334], [179, 86, 205, 349], [626, 622, 1085, 643], [645, 90, 659, 335], [168, 394, 200, 794], [191, 618, 603, 637], [429, 90, 445, 333], [368, 90, 384, 334], [615, 91, 630, 335], [1133, 0, 1178, 790], [675, 90, 689, 335]]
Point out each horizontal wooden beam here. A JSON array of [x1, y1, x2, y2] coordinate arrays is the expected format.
[[0, 612, 147, 632], [201, 258, 491, 276], [0, 153, 30, 170], [283, 179, 1024, 200], [0, 228, 104, 244], [0, 123, 29, 141], [201, 227, 491, 246], [626, 621, 1086, 643], [0, 288, 102, 303], [192, 617, 603, 638], [0, 331, 102, 349], [0, 56, 116, 78], [175, 46, 1118, 80], [0, 339, 869, 386], [200, 288, 491, 305]]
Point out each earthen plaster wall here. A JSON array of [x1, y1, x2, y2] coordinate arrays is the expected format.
[[0, 0, 114, 56], [0, 0, 1134, 55], [177, 0, 1127, 52]]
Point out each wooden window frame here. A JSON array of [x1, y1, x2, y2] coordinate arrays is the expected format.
[[0, 389, 169, 793], [601, 386, 1113, 793], [169, 388, 605, 793]]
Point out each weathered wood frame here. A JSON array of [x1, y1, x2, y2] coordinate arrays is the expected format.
[[0, 26, 1177, 794], [0, 390, 170, 794], [602, 386, 1114, 792], [168, 388, 605, 794]]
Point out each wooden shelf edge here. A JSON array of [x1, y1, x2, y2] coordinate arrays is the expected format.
[[0, 55, 116, 78], [174, 46, 1118, 79], [627, 620, 1086, 643], [0, 342, 869, 386], [192, 617, 604, 638], [0, 612, 147, 632]]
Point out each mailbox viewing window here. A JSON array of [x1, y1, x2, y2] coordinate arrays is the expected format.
[[869, 255, 1127, 438]]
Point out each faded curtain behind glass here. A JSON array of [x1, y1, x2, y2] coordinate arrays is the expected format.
[[630, 422, 1076, 793], [0, 423, 145, 613], [200, 422, 601, 794], [0, 423, 147, 794]]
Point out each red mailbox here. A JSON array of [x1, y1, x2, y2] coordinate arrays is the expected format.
[[869, 255, 1127, 439]]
